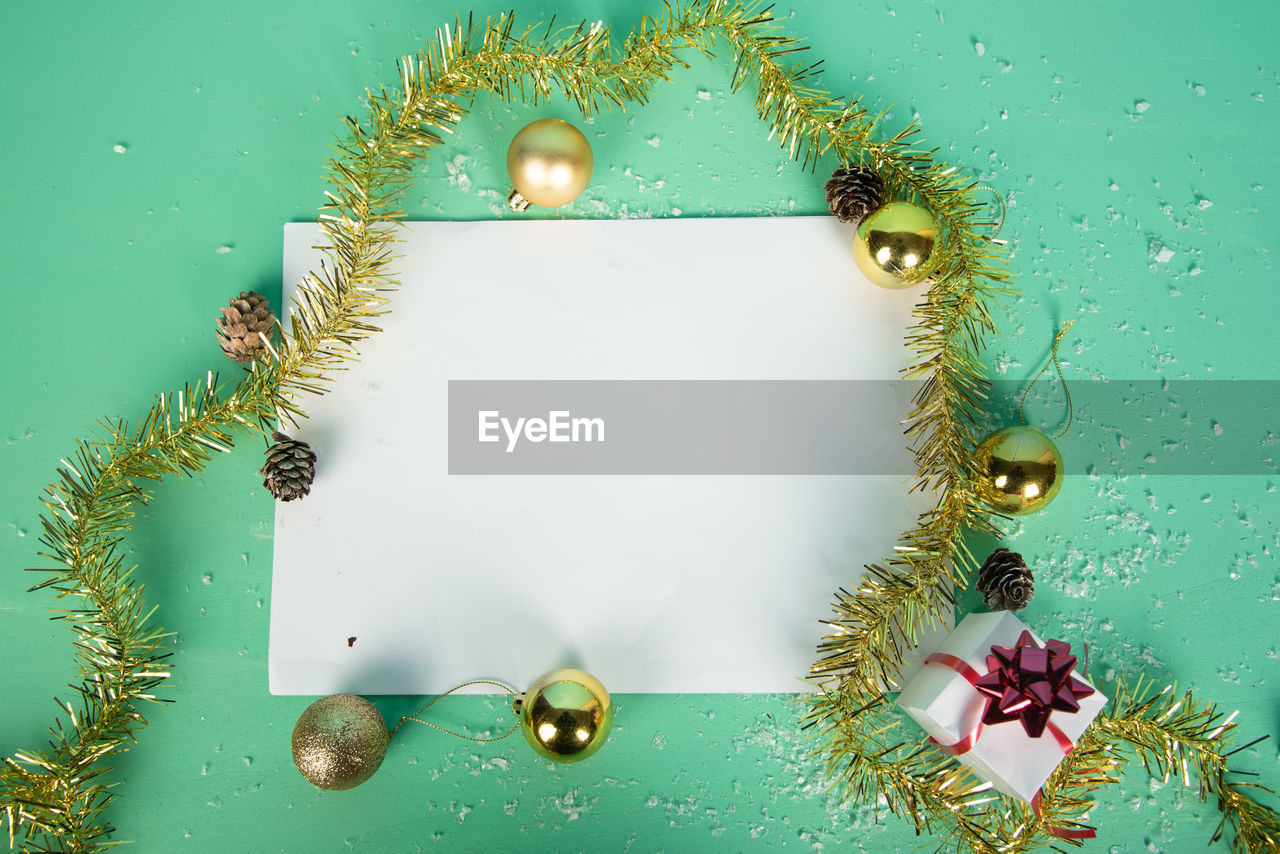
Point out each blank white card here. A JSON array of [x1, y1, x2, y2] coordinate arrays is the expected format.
[[269, 217, 928, 695]]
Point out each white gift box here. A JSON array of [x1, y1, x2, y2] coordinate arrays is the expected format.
[[896, 611, 1107, 803]]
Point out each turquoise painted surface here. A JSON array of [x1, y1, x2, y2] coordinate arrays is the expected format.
[[2, 1, 1277, 851]]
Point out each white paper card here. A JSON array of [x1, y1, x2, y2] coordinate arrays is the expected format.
[[269, 217, 927, 695], [897, 611, 1107, 802]]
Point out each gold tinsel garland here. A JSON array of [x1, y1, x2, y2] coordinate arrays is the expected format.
[[3, 3, 1276, 851]]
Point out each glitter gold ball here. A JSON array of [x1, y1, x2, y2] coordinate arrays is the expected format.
[[291, 693, 389, 790], [515, 668, 613, 763]]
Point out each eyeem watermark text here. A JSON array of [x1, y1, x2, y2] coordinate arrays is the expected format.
[[451, 380, 1277, 475], [478, 410, 606, 453]]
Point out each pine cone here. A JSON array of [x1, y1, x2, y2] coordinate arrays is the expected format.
[[976, 547, 1034, 612], [217, 291, 275, 363], [260, 432, 316, 502], [824, 166, 885, 223]]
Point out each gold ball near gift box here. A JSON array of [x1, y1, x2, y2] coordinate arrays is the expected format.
[[514, 668, 614, 763], [506, 118, 594, 211], [973, 425, 1064, 515], [291, 693, 389, 790], [852, 200, 938, 289]]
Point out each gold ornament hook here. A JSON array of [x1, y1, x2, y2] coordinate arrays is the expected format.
[[507, 189, 532, 212], [1020, 319, 1077, 440], [389, 680, 520, 743]]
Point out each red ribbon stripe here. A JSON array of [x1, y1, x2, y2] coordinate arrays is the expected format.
[[923, 650, 1096, 841]]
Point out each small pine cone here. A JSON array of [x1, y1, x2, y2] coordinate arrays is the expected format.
[[824, 166, 885, 223], [976, 547, 1034, 612], [217, 291, 276, 363], [260, 432, 316, 502]]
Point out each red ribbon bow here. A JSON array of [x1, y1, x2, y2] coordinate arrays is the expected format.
[[974, 630, 1095, 739], [924, 630, 1097, 841]]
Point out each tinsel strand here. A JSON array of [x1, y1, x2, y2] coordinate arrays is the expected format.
[[3, 4, 1274, 852]]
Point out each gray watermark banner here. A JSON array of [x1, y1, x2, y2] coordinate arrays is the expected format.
[[447, 380, 1280, 476], [449, 380, 916, 475]]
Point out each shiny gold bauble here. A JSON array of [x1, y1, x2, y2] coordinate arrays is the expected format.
[[973, 425, 1065, 515], [514, 668, 613, 763], [852, 201, 938, 289], [506, 119, 594, 210], [291, 694, 390, 790]]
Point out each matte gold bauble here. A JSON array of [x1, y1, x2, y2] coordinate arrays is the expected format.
[[506, 119, 594, 211], [514, 668, 613, 763], [973, 425, 1064, 515], [291, 694, 389, 790], [852, 200, 938, 289]]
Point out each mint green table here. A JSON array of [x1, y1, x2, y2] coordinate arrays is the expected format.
[[3, 1, 1276, 851]]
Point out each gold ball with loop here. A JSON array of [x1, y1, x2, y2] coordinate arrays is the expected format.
[[972, 425, 1065, 515], [513, 668, 614, 763], [853, 200, 939, 289], [506, 119, 594, 211]]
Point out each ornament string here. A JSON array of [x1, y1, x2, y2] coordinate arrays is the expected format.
[[974, 185, 1007, 245], [389, 680, 520, 742], [1019, 319, 1077, 440]]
